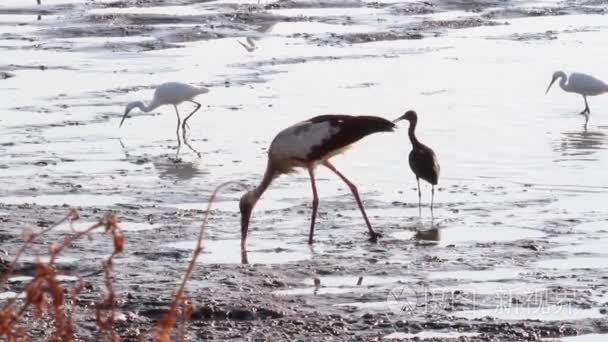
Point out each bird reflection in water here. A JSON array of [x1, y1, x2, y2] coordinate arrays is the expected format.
[[554, 127, 607, 160], [119, 140, 205, 181], [154, 158, 205, 181], [414, 227, 441, 244]]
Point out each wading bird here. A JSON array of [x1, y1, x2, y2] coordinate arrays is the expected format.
[[120, 82, 208, 159], [237, 37, 257, 52], [239, 115, 395, 250], [545, 71, 608, 119], [393, 110, 440, 218]]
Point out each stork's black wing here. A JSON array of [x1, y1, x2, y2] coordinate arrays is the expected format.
[[306, 115, 395, 160]]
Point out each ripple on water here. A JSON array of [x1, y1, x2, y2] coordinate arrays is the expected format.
[[165, 239, 311, 264], [393, 226, 545, 245], [0, 194, 133, 207], [274, 275, 407, 296], [270, 22, 377, 35], [436, 281, 545, 295], [18, 255, 84, 265], [87, 6, 214, 16], [0, 292, 25, 300], [560, 334, 608, 342], [384, 332, 480, 340], [166, 198, 290, 212], [8, 275, 78, 283], [573, 220, 608, 232], [534, 257, 608, 270], [427, 268, 524, 281], [52, 220, 161, 232], [452, 306, 605, 321], [551, 240, 608, 254]]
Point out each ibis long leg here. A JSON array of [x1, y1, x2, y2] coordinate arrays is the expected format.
[[431, 185, 435, 219], [416, 178, 422, 217]]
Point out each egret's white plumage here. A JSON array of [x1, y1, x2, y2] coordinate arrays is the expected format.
[[120, 82, 208, 127], [546, 71, 608, 116], [120, 82, 209, 159]]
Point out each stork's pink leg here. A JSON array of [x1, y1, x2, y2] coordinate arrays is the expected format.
[[322, 161, 379, 242], [307, 166, 319, 245]]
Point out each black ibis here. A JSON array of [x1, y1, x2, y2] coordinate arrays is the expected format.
[[393, 110, 440, 217], [238, 114, 395, 250]]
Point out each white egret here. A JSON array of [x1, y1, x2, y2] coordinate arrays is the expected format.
[[545, 71, 608, 117], [237, 37, 257, 52], [120, 82, 209, 159]]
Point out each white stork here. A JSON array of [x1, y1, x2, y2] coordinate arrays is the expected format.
[[238, 114, 396, 250]]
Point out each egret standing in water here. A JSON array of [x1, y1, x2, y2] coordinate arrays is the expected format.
[[239, 114, 395, 250], [393, 110, 440, 218], [120, 82, 209, 159], [545, 71, 608, 121]]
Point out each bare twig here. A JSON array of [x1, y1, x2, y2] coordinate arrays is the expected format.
[[155, 181, 247, 341], [0, 212, 123, 341], [0, 208, 79, 287]]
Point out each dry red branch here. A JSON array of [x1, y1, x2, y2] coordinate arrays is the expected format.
[[0, 211, 124, 342], [154, 181, 247, 341]]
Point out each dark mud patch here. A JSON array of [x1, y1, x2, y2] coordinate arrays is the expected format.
[[492, 31, 558, 42], [388, 3, 436, 15], [264, 0, 364, 10], [482, 7, 568, 19], [310, 18, 501, 45], [0, 64, 74, 72], [314, 31, 424, 44]]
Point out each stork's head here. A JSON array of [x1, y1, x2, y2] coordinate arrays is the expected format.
[[546, 71, 566, 95], [393, 110, 418, 124], [239, 190, 258, 250]]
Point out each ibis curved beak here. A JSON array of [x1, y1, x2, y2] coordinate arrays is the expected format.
[[545, 77, 557, 95], [392, 115, 405, 124], [119, 108, 130, 128]]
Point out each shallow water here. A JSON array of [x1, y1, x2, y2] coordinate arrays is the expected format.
[[558, 335, 608, 342], [452, 306, 605, 321], [384, 331, 480, 340]]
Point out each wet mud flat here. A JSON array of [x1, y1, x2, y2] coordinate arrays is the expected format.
[[2, 189, 608, 341], [2, 0, 608, 340]]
